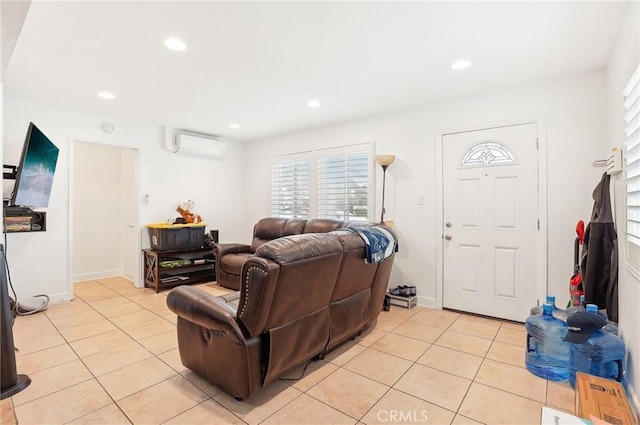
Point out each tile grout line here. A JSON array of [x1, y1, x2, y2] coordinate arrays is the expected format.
[[82, 280, 238, 424], [15, 281, 133, 423], [99, 283, 220, 423], [13, 287, 547, 424], [341, 313, 420, 424], [361, 309, 467, 423], [12, 279, 212, 424], [64, 280, 143, 424], [24, 279, 201, 424]]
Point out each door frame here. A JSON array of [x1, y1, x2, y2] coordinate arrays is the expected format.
[[68, 138, 142, 290], [434, 116, 548, 313]]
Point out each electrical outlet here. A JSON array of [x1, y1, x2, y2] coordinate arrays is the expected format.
[[142, 193, 150, 205], [417, 195, 426, 205]]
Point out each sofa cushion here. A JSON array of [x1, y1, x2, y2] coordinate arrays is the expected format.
[[218, 291, 241, 311], [303, 219, 343, 234], [250, 218, 308, 251], [254, 218, 288, 239], [239, 233, 343, 336], [219, 252, 253, 276], [283, 219, 307, 236], [255, 232, 342, 265], [219, 291, 241, 304], [329, 230, 377, 301]]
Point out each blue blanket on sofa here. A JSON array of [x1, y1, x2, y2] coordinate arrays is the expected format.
[[348, 226, 397, 263]]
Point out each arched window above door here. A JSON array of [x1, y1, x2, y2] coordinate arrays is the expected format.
[[460, 141, 515, 167]]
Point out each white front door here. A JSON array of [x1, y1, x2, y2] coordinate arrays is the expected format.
[[442, 123, 539, 322]]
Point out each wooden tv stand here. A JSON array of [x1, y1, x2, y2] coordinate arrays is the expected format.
[[143, 247, 215, 293]]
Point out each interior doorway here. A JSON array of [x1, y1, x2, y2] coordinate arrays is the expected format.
[[70, 141, 140, 287]]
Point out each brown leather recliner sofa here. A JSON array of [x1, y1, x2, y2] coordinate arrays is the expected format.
[[166, 218, 396, 399], [214, 217, 347, 290]]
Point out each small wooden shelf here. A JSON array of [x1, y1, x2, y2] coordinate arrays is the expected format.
[[3, 209, 46, 233], [143, 247, 215, 293]]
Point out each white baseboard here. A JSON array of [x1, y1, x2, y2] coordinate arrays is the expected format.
[[416, 295, 437, 309], [627, 382, 640, 422], [73, 269, 124, 283], [25, 291, 73, 305]]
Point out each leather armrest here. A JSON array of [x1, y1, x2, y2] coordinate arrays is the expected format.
[[166, 286, 245, 340], [214, 243, 253, 257]]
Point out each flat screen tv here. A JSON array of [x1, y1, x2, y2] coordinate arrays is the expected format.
[[10, 123, 59, 209]]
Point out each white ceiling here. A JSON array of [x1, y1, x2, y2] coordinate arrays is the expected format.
[[3, 1, 630, 142]]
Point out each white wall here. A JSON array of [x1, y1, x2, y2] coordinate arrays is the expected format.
[[245, 70, 607, 309], [3, 97, 246, 302], [72, 142, 123, 281], [605, 0, 640, 411]]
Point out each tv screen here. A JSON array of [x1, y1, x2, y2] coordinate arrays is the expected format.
[[11, 123, 59, 209]]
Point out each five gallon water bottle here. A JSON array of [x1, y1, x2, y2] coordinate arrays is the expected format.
[[586, 305, 619, 335], [530, 295, 568, 321], [566, 300, 617, 334], [525, 303, 571, 380], [567, 308, 626, 388], [565, 295, 585, 316]]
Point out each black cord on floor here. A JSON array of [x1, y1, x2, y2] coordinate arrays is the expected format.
[[278, 358, 316, 381]]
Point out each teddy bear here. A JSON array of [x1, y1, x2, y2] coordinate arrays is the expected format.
[[175, 200, 203, 224]]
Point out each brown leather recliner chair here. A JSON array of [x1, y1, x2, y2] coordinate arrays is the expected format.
[[167, 224, 396, 399], [214, 217, 343, 290]]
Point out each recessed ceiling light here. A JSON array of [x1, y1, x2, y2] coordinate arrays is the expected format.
[[229, 123, 241, 129], [164, 38, 186, 51], [97, 91, 115, 100], [451, 60, 471, 70], [307, 100, 321, 108]]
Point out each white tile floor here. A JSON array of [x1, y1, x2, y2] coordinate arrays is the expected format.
[[1, 277, 576, 424]]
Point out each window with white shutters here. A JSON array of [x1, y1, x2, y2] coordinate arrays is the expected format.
[[624, 63, 640, 268], [271, 143, 373, 221], [270, 158, 310, 219], [317, 151, 369, 221]]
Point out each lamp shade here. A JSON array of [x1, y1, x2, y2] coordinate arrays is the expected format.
[[376, 154, 396, 167]]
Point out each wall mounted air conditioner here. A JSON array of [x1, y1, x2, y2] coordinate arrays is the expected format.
[[165, 128, 227, 159]]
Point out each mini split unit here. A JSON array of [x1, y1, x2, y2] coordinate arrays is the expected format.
[[164, 128, 227, 158]]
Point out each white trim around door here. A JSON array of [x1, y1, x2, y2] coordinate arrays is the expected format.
[[68, 138, 143, 291], [434, 116, 548, 318]]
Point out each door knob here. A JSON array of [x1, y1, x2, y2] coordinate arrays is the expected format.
[[444, 234, 452, 240]]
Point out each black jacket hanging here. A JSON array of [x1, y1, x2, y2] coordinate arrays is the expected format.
[[580, 172, 619, 322]]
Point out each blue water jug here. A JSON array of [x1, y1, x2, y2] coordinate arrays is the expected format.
[[525, 303, 571, 381], [585, 304, 618, 335], [565, 295, 585, 316], [567, 308, 626, 388], [530, 295, 568, 321]]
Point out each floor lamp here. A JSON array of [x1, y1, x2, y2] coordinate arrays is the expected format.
[[376, 154, 395, 225]]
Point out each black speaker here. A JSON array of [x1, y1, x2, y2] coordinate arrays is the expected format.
[[1, 244, 30, 399], [210, 230, 219, 243]]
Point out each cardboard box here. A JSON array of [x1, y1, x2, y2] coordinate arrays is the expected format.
[[575, 372, 635, 425]]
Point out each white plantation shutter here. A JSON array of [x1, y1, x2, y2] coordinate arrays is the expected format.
[[624, 63, 640, 268], [271, 143, 374, 221], [270, 158, 310, 218], [317, 151, 369, 221]]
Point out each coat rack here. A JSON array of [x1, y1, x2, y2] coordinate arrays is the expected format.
[[592, 148, 622, 175]]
